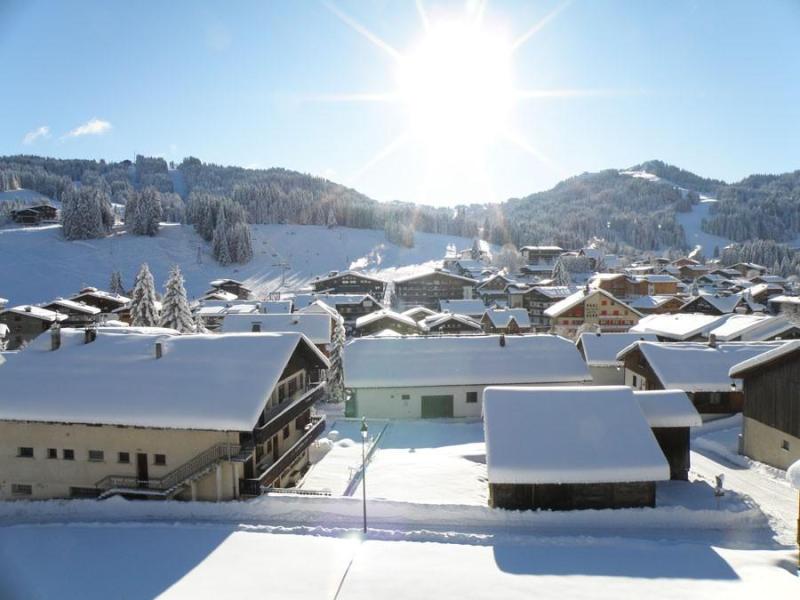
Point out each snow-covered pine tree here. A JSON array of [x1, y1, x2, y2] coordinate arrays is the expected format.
[[326, 205, 337, 228], [328, 316, 346, 403], [193, 311, 209, 334], [552, 259, 572, 287], [159, 265, 195, 333], [109, 271, 126, 296], [230, 222, 253, 263], [212, 211, 232, 265], [382, 280, 396, 309], [130, 263, 160, 327]]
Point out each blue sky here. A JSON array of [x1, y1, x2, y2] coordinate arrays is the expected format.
[[1, 0, 799, 206]]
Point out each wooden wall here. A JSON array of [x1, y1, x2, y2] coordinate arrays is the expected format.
[[489, 481, 656, 511], [742, 355, 800, 438]]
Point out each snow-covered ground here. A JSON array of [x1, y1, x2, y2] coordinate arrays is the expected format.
[[0, 222, 478, 304], [0, 188, 58, 206]]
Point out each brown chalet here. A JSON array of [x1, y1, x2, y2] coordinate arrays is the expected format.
[[393, 269, 476, 310], [311, 270, 386, 298]]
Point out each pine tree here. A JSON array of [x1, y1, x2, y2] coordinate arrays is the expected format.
[[382, 280, 396, 309], [109, 271, 126, 296], [552, 259, 572, 286], [193, 311, 209, 334], [159, 265, 194, 333], [326, 205, 337, 228], [212, 211, 232, 265], [328, 316, 346, 403], [130, 263, 160, 327]]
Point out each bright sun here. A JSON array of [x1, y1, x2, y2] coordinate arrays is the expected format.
[[397, 21, 515, 156]]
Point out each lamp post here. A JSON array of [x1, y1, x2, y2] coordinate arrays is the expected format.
[[360, 417, 368, 534]]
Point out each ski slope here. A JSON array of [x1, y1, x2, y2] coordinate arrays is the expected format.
[[0, 222, 478, 305]]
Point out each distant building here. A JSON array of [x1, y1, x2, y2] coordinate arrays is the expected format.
[[353, 309, 420, 337], [207, 279, 253, 300], [544, 288, 642, 338], [343, 334, 591, 419], [41, 298, 102, 328], [438, 298, 488, 319], [519, 246, 563, 274], [310, 270, 386, 298], [482, 386, 670, 510], [480, 308, 532, 334], [508, 285, 573, 330], [0, 305, 67, 350], [10, 204, 58, 225], [729, 342, 800, 470], [69, 287, 131, 314], [293, 293, 382, 324], [576, 331, 658, 385], [419, 312, 483, 335], [393, 270, 477, 310]]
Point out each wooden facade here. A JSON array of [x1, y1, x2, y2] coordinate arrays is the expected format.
[[489, 481, 656, 511], [0, 311, 58, 350], [651, 427, 691, 480], [11, 204, 58, 225], [354, 315, 419, 337], [311, 271, 386, 298], [394, 271, 476, 310]]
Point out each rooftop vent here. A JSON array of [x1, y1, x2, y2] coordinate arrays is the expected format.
[[155, 342, 163, 359], [499, 334, 506, 347]]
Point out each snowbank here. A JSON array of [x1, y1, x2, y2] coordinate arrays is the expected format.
[[788, 460, 800, 490]]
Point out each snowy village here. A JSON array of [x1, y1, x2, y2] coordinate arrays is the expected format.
[[2, 1, 800, 599]]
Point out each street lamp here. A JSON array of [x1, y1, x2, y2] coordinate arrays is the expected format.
[[360, 417, 368, 534]]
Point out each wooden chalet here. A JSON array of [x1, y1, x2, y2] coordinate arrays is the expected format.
[[508, 285, 573, 330], [0, 305, 67, 350], [208, 279, 253, 300], [310, 270, 386, 298], [544, 287, 642, 338], [69, 287, 131, 313], [353, 309, 420, 337], [41, 298, 102, 328], [480, 308, 531, 334], [10, 204, 58, 225], [729, 342, 800, 470], [419, 312, 483, 335], [393, 269, 477, 310]]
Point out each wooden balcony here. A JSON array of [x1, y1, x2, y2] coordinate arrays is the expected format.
[[253, 382, 326, 445]]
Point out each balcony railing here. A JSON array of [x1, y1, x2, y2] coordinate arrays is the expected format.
[[240, 415, 326, 496], [253, 382, 326, 445]]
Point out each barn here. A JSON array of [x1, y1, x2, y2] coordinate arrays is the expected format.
[[482, 386, 670, 510]]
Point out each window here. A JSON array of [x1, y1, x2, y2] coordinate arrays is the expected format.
[[466, 391, 478, 403], [47, 448, 57, 459], [17, 447, 34, 458], [781, 440, 790, 451], [63, 449, 74, 460], [88, 450, 104, 462], [709, 392, 722, 405], [283, 425, 290, 440], [401, 394, 410, 400], [118, 452, 130, 464], [288, 377, 298, 397], [632, 375, 638, 387], [266, 439, 272, 453], [11, 484, 32, 496], [154, 454, 166, 466]]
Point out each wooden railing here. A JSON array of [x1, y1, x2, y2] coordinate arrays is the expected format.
[[240, 416, 326, 496], [95, 442, 241, 492], [253, 383, 326, 445]]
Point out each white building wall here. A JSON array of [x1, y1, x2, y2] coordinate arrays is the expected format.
[[588, 365, 625, 386]]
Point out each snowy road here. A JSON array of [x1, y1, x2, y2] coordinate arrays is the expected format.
[[691, 450, 797, 545]]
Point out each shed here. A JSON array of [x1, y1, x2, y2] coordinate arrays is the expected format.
[[482, 386, 670, 510]]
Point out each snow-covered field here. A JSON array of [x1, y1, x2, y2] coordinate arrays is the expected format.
[[0, 222, 477, 305]]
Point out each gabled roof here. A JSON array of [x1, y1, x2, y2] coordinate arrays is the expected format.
[[1, 305, 68, 322], [633, 390, 702, 428], [221, 313, 332, 344], [707, 314, 797, 342], [0, 329, 328, 430], [482, 386, 670, 485], [617, 340, 785, 392], [70, 288, 130, 305], [43, 298, 102, 315], [482, 308, 531, 329], [729, 340, 800, 378], [401, 306, 438, 320], [344, 334, 591, 388], [297, 299, 341, 321], [634, 273, 681, 284], [628, 295, 680, 310], [313, 270, 385, 284], [392, 269, 477, 285], [438, 299, 488, 316], [520, 245, 563, 252], [419, 312, 483, 332], [201, 290, 239, 302], [680, 293, 743, 314], [292, 293, 381, 309], [544, 288, 642, 318], [577, 331, 658, 366], [210, 278, 247, 287], [630, 313, 728, 340], [524, 285, 574, 299], [354, 309, 418, 330]]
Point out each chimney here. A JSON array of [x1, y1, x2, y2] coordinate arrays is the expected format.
[[499, 333, 506, 347], [251, 322, 262, 332], [708, 333, 717, 348], [83, 327, 96, 344], [155, 342, 163, 359], [50, 325, 61, 351]]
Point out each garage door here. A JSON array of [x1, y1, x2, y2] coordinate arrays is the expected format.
[[421, 395, 454, 418]]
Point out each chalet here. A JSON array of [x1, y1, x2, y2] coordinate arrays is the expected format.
[[10, 204, 58, 225], [0, 328, 330, 500], [482, 386, 670, 511], [69, 287, 131, 313], [353, 309, 420, 337], [508, 285, 573, 330], [591, 273, 628, 297], [631, 274, 681, 296], [401, 306, 438, 322], [520, 246, 563, 273], [475, 273, 516, 303], [768, 295, 800, 319], [310, 270, 386, 298], [616, 339, 783, 415], [438, 298, 489, 319], [747, 282, 784, 304], [41, 298, 102, 327], [199, 290, 239, 302], [221, 313, 333, 354], [671, 257, 701, 268], [679, 293, 748, 316], [393, 270, 477, 310], [207, 279, 253, 300], [630, 313, 728, 341], [293, 293, 381, 324], [419, 312, 483, 335], [628, 295, 684, 315], [576, 331, 658, 385], [729, 342, 800, 470], [633, 390, 702, 480], [480, 308, 532, 334], [111, 300, 164, 325], [730, 262, 768, 277], [343, 334, 591, 419], [544, 287, 642, 338], [678, 264, 710, 281], [706, 314, 800, 343], [0, 305, 67, 350], [449, 259, 490, 279]]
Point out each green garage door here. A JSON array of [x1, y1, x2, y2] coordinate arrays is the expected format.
[[421, 395, 454, 418]]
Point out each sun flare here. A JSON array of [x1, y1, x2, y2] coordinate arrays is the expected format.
[[397, 21, 515, 157]]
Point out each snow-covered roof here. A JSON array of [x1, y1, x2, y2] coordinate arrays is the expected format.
[[392, 269, 477, 284], [728, 340, 800, 378], [209, 278, 246, 287], [635, 274, 680, 284], [707, 314, 796, 342], [0, 329, 328, 430], [401, 306, 438, 320], [201, 290, 238, 302], [520, 245, 563, 252], [344, 334, 591, 388], [1, 305, 68, 322], [628, 295, 679, 310], [438, 299, 488, 317], [70, 289, 130, 305], [482, 386, 670, 485], [524, 285, 573, 299], [681, 293, 742, 314], [544, 288, 642, 318], [196, 305, 227, 316], [0, 297, 9, 306], [314, 270, 385, 284], [221, 313, 332, 344], [293, 293, 379, 309], [577, 332, 659, 366], [788, 460, 800, 490], [633, 390, 702, 428], [263, 300, 293, 313], [0, 323, 8, 337], [630, 313, 727, 340], [748, 282, 784, 298], [43, 298, 102, 315], [482, 308, 531, 329], [419, 312, 483, 332], [296, 299, 341, 321], [354, 309, 418, 330], [617, 340, 785, 392], [768, 294, 800, 305], [224, 304, 259, 315]]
